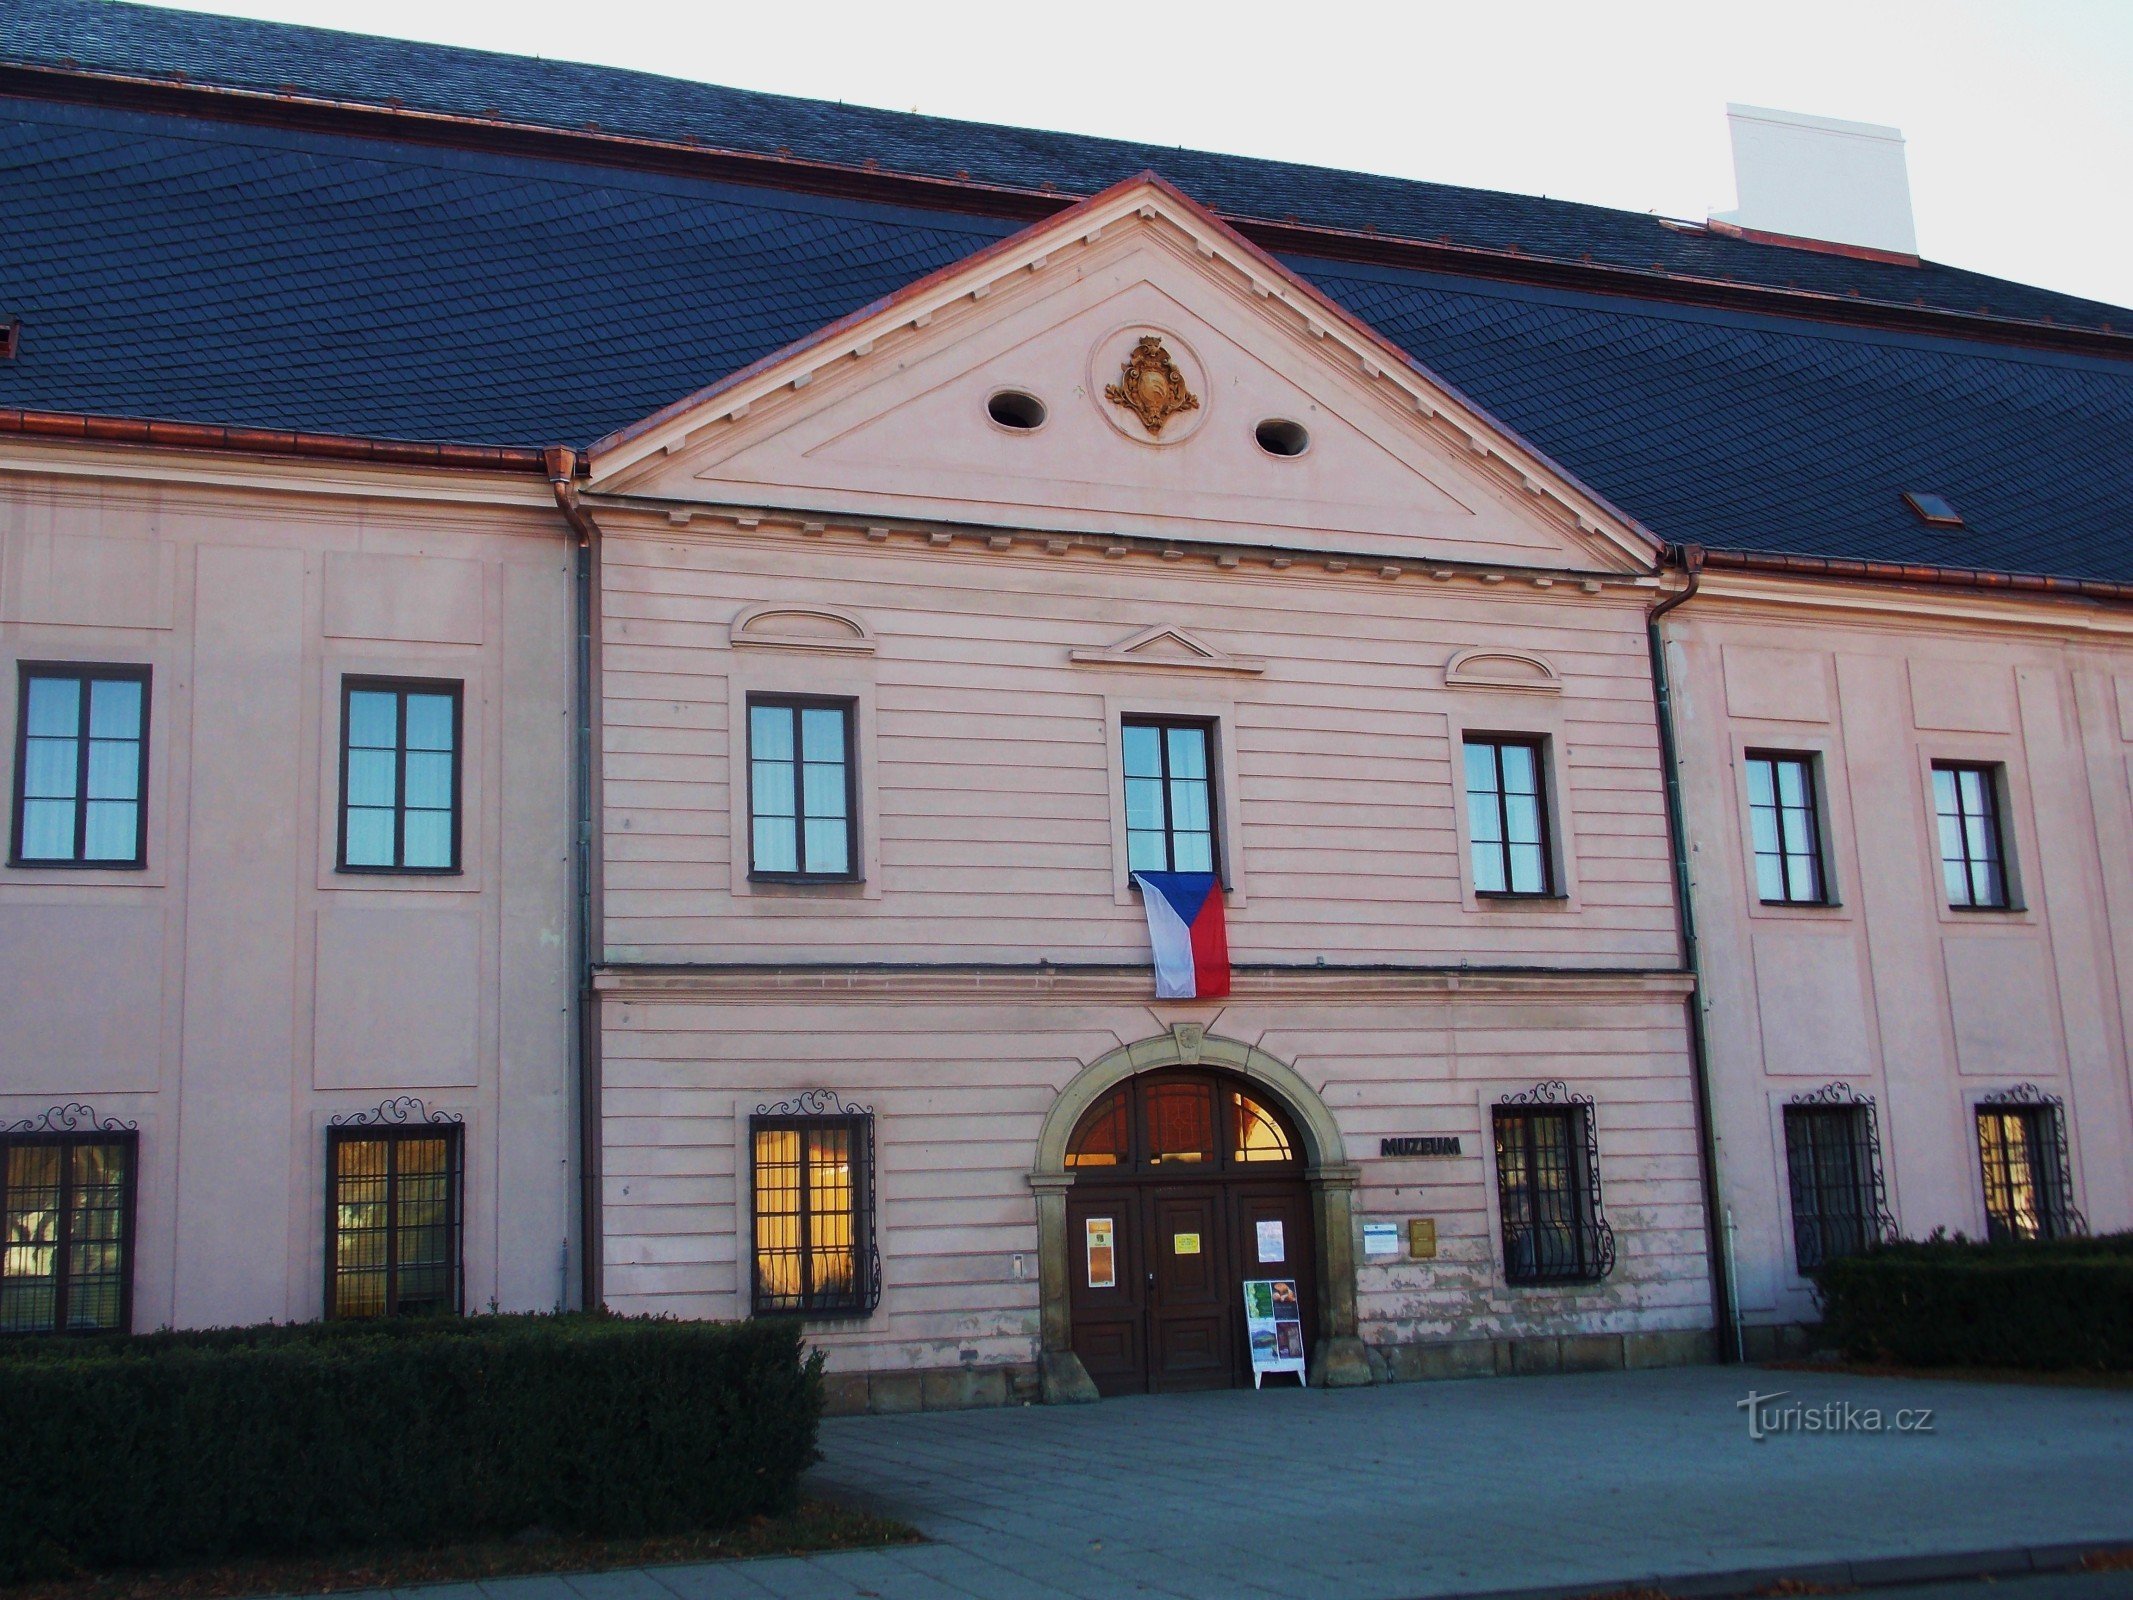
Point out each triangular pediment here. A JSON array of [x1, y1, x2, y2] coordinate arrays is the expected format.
[[1069, 624, 1266, 675], [590, 176, 1657, 573]]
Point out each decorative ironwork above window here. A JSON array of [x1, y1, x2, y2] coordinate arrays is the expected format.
[[329, 1096, 464, 1128], [1784, 1082, 1898, 1272], [1975, 1084, 2086, 1242], [1493, 1082, 1615, 1285], [750, 1092, 881, 1318], [3, 1102, 138, 1135]]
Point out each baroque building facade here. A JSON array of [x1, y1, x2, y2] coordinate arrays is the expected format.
[[2, 1, 2129, 1397]]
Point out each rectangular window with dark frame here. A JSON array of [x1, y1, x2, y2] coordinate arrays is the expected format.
[[1123, 717, 1218, 876], [748, 697, 856, 880], [1746, 752, 1827, 905], [0, 1130, 136, 1334], [1975, 1101, 2080, 1243], [1932, 761, 2010, 909], [1465, 735, 1553, 896], [1492, 1100, 1613, 1285], [12, 663, 149, 868], [339, 679, 461, 873], [1783, 1103, 1885, 1271], [327, 1124, 463, 1318], [750, 1109, 877, 1317]]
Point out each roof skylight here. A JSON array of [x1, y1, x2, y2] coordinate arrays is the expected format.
[[1903, 491, 1964, 528]]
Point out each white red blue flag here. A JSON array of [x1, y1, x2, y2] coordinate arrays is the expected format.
[[1133, 871, 1230, 999]]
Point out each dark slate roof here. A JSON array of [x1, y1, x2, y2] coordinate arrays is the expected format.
[[3, 93, 2132, 584], [8, 0, 2130, 334]]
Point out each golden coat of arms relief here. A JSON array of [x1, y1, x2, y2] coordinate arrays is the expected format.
[[1104, 334, 1201, 435]]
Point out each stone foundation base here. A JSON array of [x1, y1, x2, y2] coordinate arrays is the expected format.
[[1737, 1321, 1827, 1363], [1368, 1326, 1716, 1383], [821, 1362, 1043, 1416]]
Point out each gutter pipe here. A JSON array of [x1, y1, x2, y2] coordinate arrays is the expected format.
[[1645, 543, 1740, 1364], [545, 446, 602, 1312]]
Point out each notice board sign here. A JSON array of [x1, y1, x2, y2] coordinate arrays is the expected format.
[[1242, 1278, 1307, 1388]]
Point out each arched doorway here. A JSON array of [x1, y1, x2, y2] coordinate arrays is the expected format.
[[1062, 1068, 1317, 1394]]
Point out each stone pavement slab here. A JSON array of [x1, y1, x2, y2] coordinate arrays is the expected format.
[[324, 1365, 2133, 1600]]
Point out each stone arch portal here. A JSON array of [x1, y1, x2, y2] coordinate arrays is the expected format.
[[1028, 1026, 1370, 1400]]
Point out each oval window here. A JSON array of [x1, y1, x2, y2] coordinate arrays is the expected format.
[[987, 390, 1047, 431], [1255, 418, 1309, 457]]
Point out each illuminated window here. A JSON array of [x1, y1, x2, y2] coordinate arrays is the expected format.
[[0, 1132, 136, 1333], [1066, 1091, 1129, 1169], [1232, 1092, 1293, 1163], [751, 1106, 877, 1317], [1976, 1099, 2079, 1243], [12, 663, 149, 868], [338, 678, 461, 873], [327, 1124, 462, 1318], [1142, 1079, 1213, 1166]]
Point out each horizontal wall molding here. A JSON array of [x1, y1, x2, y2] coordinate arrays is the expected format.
[[594, 962, 1695, 1005]]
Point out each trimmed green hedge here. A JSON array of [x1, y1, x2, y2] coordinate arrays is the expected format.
[[1815, 1232, 2133, 1371], [0, 1313, 824, 1580]]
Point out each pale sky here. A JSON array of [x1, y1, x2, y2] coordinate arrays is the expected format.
[[145, 0, 2133, 312]]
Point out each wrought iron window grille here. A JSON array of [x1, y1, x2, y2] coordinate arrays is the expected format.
[[750, 1091, 881, 1319], [1975, 1084, 2087, 1241], [1783, 1082, 1898, 1273], [0, 1107, 138, 1334], [1493, 1081, 1616, 1286], [328, 1096, 463, 1128]]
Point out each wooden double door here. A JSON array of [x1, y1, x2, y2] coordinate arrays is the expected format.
[[1061, 1070, 1317, 1395]]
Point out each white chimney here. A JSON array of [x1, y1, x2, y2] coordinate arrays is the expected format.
[[1708, 104, 1918, 259]]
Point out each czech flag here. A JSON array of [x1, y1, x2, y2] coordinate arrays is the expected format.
[[1133, 871, 1230, 1000]]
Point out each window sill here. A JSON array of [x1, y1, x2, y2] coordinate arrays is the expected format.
[[747, 873, 866, 888], [335, 865, 464, 877], [1757, 897, 1840, 910], [1946, 901, 2023, 914], [8, 857, 147, 871], [1473, 891, 1569, 908]]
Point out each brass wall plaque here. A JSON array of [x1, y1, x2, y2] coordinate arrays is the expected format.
[[1105, 334, 1200, 435], [1408, 1218, 1437, 1259]]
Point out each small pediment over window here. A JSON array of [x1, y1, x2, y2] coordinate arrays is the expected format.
[[1068, 623, 1265, 675], [729, 603, 876, 655], [1443, 648, 1561, 693]]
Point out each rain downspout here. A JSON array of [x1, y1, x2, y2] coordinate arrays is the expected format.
[[1646, 543, 1739, 1363], [546, 446, 602, 1312]]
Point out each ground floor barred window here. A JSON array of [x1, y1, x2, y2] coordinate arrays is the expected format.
[[327, 1120, 463, 1318], [1783, 1088, 1893, 1272], [1492, 1084, 1614, 1285], [0, 1126, 135, 1333], [1975, 1088, 2083, 1243], [751, 1094, 878, 1317]]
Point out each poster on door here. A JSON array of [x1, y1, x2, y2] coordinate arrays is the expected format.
[[1242, 1278, 1307, 1387], [1085, 1217, 1116, 1289]]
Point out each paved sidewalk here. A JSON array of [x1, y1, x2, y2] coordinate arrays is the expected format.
[[369, 1365, 2133, 1600]]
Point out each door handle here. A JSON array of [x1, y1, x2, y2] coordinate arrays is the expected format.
[[1147, 1269, 1156, 1289]]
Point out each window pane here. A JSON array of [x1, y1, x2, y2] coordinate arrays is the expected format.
[[1463, 742, 1499, 796], [1745, 759, 1775, 808], [347, 690, 398, 750], [20, 798, 76, 860], [1171, 830, 1214, 873], [1233, 1094, 1293, 1163], [1780, 806, 1815, 858], [753, 816, 798, 874], [1958, 768, 1989, 816], [345, 807, 395, 867], [1932, 766, 1959, 817], [25, 676, 80, 739], [86, 738, 139, 801], [1755, 853, 1788, 903], [66, 1142, 130, 1331], [88, 679, 141, 741], [83, 801, 139, 861], [1143, 1082, 1213, 1165], [1467, 792, 1503, 844], [800, 707, 846, 764], [1122, 723, 1162, 778], [1471, 839, 1506, 894], [402, 809, 452, 868], [404, 750, 453, 811], [1067, 1092, 1128, 1168], [23, 737, 77, 800], [2, 1144, 61, 1333], [750, 704, 794, 762], [1168, 777, 1210, 832], [1748, 804, 1781, 856], [1504, 794, 1542, 847], [403, 694, 454, 752], [1124, 777, 1165, 833], [1508, 842, 1547, 894], [752, 1127, 804, 1309], [1775, 760, 1808, 808], [347, 748, 396, 809], [801, 762, 847, 820], [1498, 743, 1538, 795], [751, 759, 796, 818], [806, 1126, 857, 1301], [1166, 726, 1208, 780], [1127, 830, 1168, 872], [803, 817, 850, 875]]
